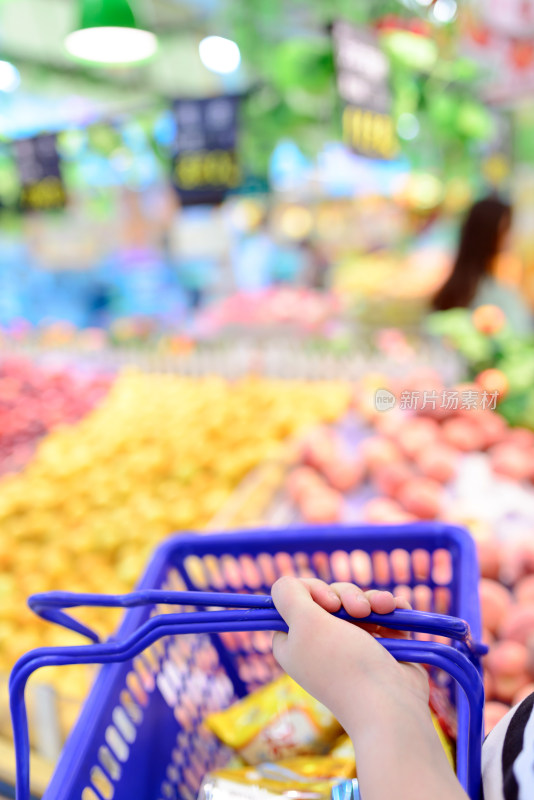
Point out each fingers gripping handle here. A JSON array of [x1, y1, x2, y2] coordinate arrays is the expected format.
[[28, 589, 484, 652]]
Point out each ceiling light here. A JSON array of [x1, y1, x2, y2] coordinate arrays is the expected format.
[[65, 0, 157, 65], [431, 0, 458, 25], [199, 36, 241, 74]]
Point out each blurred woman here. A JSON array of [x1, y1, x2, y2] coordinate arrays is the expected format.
[[432, 196, 532, 333]]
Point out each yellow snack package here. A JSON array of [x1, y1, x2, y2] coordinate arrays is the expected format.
[[205, 675, 343, 764], [431, 709, 455, 771], [198, 755, 356, 800], [329, 736, 355, 761]]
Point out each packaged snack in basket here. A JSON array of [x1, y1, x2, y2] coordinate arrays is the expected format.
[[198, 754, 356, 800], [328, 736, 354, 760], [205, 675, 343, 764], [430, 709, 455, 771]]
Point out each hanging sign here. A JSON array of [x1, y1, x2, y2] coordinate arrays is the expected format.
[[171, 96, 241, 206], [332, 21, 397, 160], [13, 134, 66, 212]]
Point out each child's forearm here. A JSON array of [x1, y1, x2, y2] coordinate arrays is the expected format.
[[345, 693, 469, 800]]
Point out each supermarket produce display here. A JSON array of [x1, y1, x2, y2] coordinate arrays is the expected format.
[[2, 350, 534, 767], [3, 0, 534, 798]]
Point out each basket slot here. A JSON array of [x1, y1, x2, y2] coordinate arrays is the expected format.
[[256, 552, 282, 585], [413, 584, 433, 613], [105, 725, 129, 763], [98, 746, 121, 781], [330, 550, 352, 582], [165, 568, 189, 594], [435, 587, 452, 615], [125, 671, 148, 707], [290, 551, 316, 580], [432, 549, 453, 586], [371, 551, 391, 586], [118, 689, 143, 724], [274, 552, 297, 577], [390, 584, 412, 604], [311, 550, 333, 582], [183, 556, 210, 590], [134, 656, 155, 692], [390, 548, 411, 584], [238, 554, 264, 588], [90, 765, 114, 799], [157, 671, 179, 708], [349, 550, 372, 586], [166, 765, 180, 786], [111, 707, 136, 744], [143, 645, 161, 675], [200, 555, 226, 590], [82, 788, 99, 800], [411, 548, 432, 585], [222, 554, 247, 588]]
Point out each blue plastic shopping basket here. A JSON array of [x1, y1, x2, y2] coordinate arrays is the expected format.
[[10, 522, 486, 800]]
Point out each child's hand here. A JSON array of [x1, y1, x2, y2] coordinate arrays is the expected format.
[[271, 577, 430, 738]]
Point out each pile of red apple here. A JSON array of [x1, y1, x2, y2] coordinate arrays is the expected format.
[[0, 357, 113, 476], [287, 393, 534, 525], [478, 544, 534, 731]]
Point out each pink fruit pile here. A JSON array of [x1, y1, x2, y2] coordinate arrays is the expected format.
[[477, 542, 534, 732], [0, 358, 113, 476], [359, 395, 534, 523]]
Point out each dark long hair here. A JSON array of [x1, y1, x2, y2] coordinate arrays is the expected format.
[[432, 197, 511, 311]]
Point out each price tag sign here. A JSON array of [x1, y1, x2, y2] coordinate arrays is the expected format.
[[171, 96, 241, 206], [332, 21, 398, 160], [13, 134, 66, 212]]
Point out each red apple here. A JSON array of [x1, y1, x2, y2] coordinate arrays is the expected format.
[[479, 579, 513, 633], [360, 437, 403, 473], [322, 458, 365, 493], [441, 417, 485, 452], [416, 445, 459, 484], [397, 477, 444, 519], [373, 460, 414, 498], [489, 443, 532, 482]]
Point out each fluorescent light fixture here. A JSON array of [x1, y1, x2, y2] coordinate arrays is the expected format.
[[65, 27, 157, 64], [199, 36, 241, 74], [0, 61, 20, 92]]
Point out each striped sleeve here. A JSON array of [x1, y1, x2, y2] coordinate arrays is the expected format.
[[481, 692, 534, 800]]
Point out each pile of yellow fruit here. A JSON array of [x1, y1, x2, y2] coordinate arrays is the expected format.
[[0, 371, 350, 680]]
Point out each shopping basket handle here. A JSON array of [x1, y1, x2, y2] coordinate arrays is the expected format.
[[28, 589, 486, 654], [10, 616, 485, 800]]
